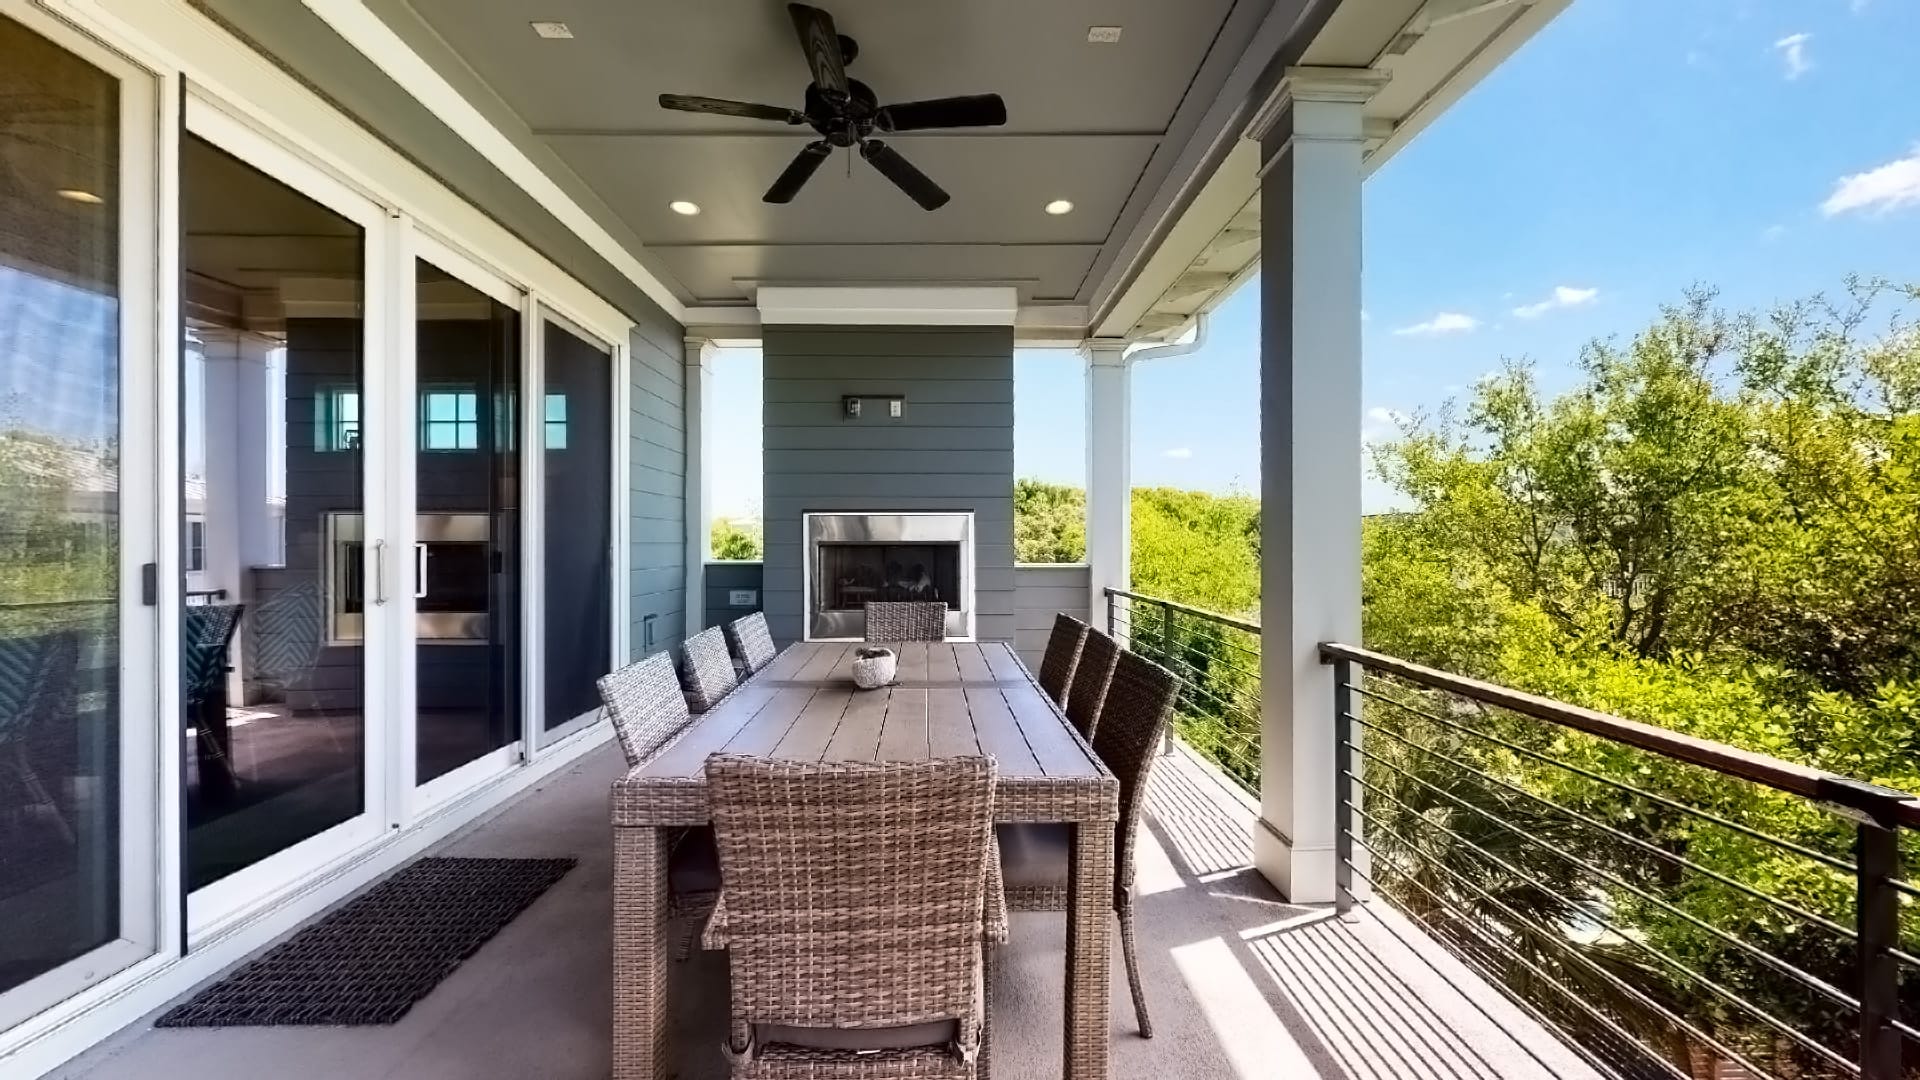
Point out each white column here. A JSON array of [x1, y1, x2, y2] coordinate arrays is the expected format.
[[683, 336, 716, 632], [1251, 67, 1386, 903], [1083, 341, 1132, 635]]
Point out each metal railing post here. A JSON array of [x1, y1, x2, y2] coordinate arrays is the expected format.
[[1333, 656, 1355, 917], [1105, 588, 1117, 639], [1855, 817, 1901, 1080]]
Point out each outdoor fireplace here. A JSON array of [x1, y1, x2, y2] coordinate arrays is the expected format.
[[804, 512, 974, 640]]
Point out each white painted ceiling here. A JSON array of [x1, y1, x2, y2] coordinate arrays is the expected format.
[[400, 0, 1245, 311]]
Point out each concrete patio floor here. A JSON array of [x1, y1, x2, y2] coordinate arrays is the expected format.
[[58, 736, 1603, 1080]]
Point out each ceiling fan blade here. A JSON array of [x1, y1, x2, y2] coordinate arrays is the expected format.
[[787, 4, 849, 99], [764, 140, 833, 203], [860, 140, 949, 211], [875, 94, 1007, 132], [658, 94, 804, 124]]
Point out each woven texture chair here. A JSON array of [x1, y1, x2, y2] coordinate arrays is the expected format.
[[724, 611, 778, 676], [998, 649, 1180, 1038], [704, 754, 999, 1079], [864, 601, 947, 642], [598, 653, 720, 930], [682, 625, 739, 713], [1062, 629, 1119, 740], [1036, 613, 1089, 706]]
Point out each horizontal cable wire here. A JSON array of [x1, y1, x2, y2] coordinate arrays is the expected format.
[[1351, 706, 1860, 943], [1340, 852, 1701, 1080], [1344, 818, 1788, 1080], [1348, 740, 1864, 1015], [1345, 765, 1862, 1073], [1350, 682, 1857, 875]]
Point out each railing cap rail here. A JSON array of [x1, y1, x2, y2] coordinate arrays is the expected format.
[[1319, 641, 1920, 828], [1104, 587, 1261, 636]]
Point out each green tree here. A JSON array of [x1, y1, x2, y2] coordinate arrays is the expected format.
[[709, 517, 763, 561]]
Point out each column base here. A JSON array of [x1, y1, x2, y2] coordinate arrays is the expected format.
[[1253, 819, 1337, 904]]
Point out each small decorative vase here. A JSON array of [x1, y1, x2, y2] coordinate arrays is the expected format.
[[851, 646, 897, 690]]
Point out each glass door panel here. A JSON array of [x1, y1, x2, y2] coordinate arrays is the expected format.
[[540, 319, 611, 734], [414, 258, 520, 784], [179, 132, 366, 891], [0, 8, 155, 1025]]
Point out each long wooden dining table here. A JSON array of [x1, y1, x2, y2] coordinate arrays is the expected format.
[[610, 640, 1121, 1080]]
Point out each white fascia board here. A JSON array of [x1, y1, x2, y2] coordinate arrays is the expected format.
[[756, 286, 1019, 327], [299, 0, 687, 323]]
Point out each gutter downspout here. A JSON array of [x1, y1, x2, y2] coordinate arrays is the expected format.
[[1125, 313, 1210, 364]]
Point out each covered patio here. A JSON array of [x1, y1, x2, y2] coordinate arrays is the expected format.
[[56, 741, 1597, 1080]]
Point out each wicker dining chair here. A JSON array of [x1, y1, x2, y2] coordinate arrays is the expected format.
[[997, 648, 1180, 1038], [1036, 613, 1089, 706], [704, 754, 1000, 1079], [724, 611, 778, 677], [1062, 628, 1120, 740], [864, 601, 948, 642], [682, 625, 739, 713], [597, 653, 720, 929]]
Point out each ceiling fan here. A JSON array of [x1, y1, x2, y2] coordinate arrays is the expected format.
[[657, 3, 1007, 211]]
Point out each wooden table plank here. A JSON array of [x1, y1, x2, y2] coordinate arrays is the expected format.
[[827, 644, 861, 683], [795, 642, 851, 683], [638, 685, 780, 779], [894, 642, 930, 684], [755, 641, 816, 682], [966, 687, 1040, 776], [1003, 682, 1098, 778], [927, 643, 961, 685], [954, 643, 993, 683], [926, 688, 979, 757], [984, 642, 1026, 682], [876, 688, 931, 761], [823, 688, 890, 762], [772, 688, 853, 761], [718, 686, 817, 759]]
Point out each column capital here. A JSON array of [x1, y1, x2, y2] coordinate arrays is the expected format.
[[683, 335, 718, 368], [1081, 339, 1131, 366], [1246, 65, 1390, 145]]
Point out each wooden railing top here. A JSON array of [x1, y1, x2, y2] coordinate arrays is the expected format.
[[1104, 587, 1260, 636], [1319, 642, 1920, 829]]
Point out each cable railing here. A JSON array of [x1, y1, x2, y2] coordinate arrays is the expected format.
[[1105, 587, 1262, 791], [1321, 642, 1919, 1080]]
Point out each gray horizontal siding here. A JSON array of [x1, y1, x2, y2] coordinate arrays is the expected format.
[[703, 561, 765, 634], [1014, 564, 1091, 671], [763, 325, 1015, 643], [630, 326, 687, 654]]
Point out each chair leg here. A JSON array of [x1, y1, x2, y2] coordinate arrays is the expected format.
[[1119, 904, 1152, 1038], [980, 940, 997, 1079]]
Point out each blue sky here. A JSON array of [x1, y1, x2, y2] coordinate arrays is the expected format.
[[709, 0, 1920, 519]]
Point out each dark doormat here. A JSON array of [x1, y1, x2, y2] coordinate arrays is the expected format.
[[157, 856, 576, 1027]]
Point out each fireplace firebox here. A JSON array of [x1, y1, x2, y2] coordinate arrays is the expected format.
[[803, 512, 974, 640]]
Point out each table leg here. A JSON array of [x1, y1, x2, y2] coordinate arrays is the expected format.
[[613, 826, 670, 1080], [1065, 821, 1115, 1080]]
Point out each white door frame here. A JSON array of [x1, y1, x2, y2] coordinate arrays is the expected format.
[[0, 0, 166, 1033], [180, 96, 392, 933]]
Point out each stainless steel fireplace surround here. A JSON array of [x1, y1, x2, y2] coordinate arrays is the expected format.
[[803, 512, 974, 641]]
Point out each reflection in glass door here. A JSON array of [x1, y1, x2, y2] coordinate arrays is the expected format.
[[414, 259, 520, 785], [0, 9, 156, 1025], [540, 320, 612, 733], [179, 132, 367, 891]]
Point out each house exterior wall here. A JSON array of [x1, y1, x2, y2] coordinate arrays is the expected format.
[[761, 326, 1016, 644], [629, 321, 688, 654], [1014, 564, 1093, 671], [704, 561, 765, 632]]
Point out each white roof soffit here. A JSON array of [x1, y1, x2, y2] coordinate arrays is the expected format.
[[1096, 0, 1572, 343]]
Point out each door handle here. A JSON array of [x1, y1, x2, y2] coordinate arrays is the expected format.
[[415, 542, 429, 600], [373, 539, 388, 605]]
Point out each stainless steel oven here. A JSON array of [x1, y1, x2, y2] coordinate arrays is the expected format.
[[325, 512, 493, 643]]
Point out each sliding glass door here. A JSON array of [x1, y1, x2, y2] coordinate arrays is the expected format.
[[538, 316, 614, 743], [178, 110, 386, 918], [0, 7, 159, 1030]]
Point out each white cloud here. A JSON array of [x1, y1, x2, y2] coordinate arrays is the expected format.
[[1820, 147, 1920, 216], [1774, 33, 1812, 79], [1851, 0, 1871, 13], [1762, 224, 1787, 241], [1511, 285, 1599, 318], [1162, 447, 1193, 460], [1365, 407, 1408, 426], [1393, 312, 1480, 337]]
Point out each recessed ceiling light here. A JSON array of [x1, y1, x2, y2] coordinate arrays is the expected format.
[[669, 200, 701, 216], [1087, 26, 1123, 44], [530, 21, 573, 39], [1044, 199, 1074, 216], [56, 188, 103, 204]]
